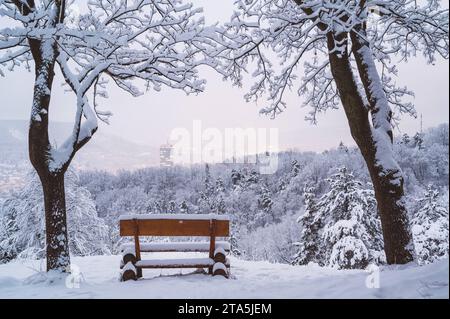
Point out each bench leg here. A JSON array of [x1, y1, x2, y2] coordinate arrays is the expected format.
[[212, 262, 229, 278], [121, 269, 137, 281], [120, 262, 138, 282]]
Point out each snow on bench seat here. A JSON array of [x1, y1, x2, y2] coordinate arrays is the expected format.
[[119, 213, 230, 221], [135, 258, 230, 269], [120, 241, 231, 253]]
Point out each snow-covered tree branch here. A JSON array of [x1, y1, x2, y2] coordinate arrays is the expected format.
[[210, 0, 448, 119]]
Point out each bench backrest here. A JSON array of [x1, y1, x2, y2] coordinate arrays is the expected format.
[[120, 215, 230, 237]]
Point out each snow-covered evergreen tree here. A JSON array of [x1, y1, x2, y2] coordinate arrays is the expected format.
[[215, 178, 227, 215], [0, 170, 110, 263], [230, 169, 243, 189], [168, 201, 177, 214], [295, 168, 385, 269], [246, 170, 260, 186], [293, 186, 321, 265], [411, 185, 449, 265], [198, 164, 216, 213], [401, 133, 411, 146], [338, 142, 349, 153], [256, 183, 274, 227], [413, 132, 425, 150]]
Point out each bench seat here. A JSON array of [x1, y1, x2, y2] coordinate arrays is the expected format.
[[134, 257, 230, 269], [119, 214, 231, 280], [120, 241, 231, 253]]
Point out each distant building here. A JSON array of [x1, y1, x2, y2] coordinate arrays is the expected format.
[[160, 143, 173, 167]]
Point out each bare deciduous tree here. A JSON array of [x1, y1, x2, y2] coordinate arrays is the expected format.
[[0, 0, 210, 271], [209, 0, 449, 264]]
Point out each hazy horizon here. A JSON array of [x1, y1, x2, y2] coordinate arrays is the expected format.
[[0, 0, 448, 153]]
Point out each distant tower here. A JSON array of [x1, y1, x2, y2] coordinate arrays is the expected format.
[[160, 143, 173, 167]]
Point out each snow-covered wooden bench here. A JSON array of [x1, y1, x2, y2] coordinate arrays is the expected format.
[[119, 214, 231, 281]]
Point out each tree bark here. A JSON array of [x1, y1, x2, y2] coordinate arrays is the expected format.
[[41, 172, 71, 271], [28, 36, 72, 272], [350, 31, 414, 265], [326, 33, 414, 265], [14, 0, 82, 272]]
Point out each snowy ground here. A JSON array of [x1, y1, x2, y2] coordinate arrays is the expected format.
[[0, 253, 448, 299]]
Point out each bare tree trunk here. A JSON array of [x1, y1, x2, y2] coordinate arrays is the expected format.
[[326, 33, 414, 265], [28, 36, 71, 272], [41, 173, 70, 271], [350, 31, 414, 265]]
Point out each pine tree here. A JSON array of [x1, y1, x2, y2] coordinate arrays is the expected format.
[[278, 179, 287, 192], [0, 170, 110, 263], [215, 178, 225, 193], [0, 198, 20, 263], [230, 169, 242, 188], [204, 163, 212, 191], [338, 142, 349, 153], [198, 164, 220, 214], [413, 132, 425, 150], [256, 183, 274, 227], [245, 169, 260, 187], [411, 185, 449, 265], [401, 133, 411, 146], [295, 168, 385, 269], [229, 227, 243, 257], [215, 178, 226, 215], [294, 186, 321, 265], [215, 195, 227, 215], [168, 201, 177, 214]]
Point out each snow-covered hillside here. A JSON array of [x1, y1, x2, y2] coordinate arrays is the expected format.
[[0, 120, 160, 187], [0, 254, 448, 299]]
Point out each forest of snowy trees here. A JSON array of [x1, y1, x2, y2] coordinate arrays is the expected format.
[[1, 123, 448, 269]]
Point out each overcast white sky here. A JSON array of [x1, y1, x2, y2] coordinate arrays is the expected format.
[[0, 0, 448, 152]]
